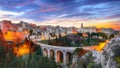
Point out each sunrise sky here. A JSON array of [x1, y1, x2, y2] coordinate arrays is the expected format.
[[0, 0, 120, 30]]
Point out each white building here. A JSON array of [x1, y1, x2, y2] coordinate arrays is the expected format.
[[78, 26, 96, 33], [101, 28, 113, 34]]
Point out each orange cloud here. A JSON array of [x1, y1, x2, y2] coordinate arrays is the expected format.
[[21, 17, 120, 30], [87, 21, 120, 30]]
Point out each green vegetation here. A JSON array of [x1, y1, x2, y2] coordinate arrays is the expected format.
[[87, 62, 102, 68], [87, 62, 96, 68], [0, 42, 57, 68], [40, 32, 107, 47], [115, 56, 120, 64], [109, 34, 114, 39], [117, 64, 120, 68], [73, 48, 83, 55], [29, 29, 33, 63], [0, 53, 57, 68]]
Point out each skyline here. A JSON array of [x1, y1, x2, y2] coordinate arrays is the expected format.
[[0, 0, 120, 29]]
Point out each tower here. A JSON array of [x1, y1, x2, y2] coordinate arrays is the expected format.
[[81, 23, 83, 28]]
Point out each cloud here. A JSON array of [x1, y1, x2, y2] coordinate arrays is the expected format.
[[42, 0, 75, 4], [40, 7, 61, 12], [0, 10, 24, 17], [28, 7, 62, 14], [0, 0, 120, 29], [0, 10, 25, 22], [60, 12, 94, 18], [105, 14, 120, 19], [0, 0, 37, 7]]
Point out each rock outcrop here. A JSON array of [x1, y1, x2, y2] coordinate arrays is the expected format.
[[71, 37, 120, 68], [92, 38, 120, 68]]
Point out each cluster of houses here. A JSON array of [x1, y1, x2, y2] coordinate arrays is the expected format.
[[78, 23, 115, 35], [0, 20, 77, 41], [0, 20, 119, 41]]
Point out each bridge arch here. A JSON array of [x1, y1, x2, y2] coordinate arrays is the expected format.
[[66, 52, 72, 64], [43, 48, 48, 57], [49, 49, 54, 59], [56, 50, 63, 63]]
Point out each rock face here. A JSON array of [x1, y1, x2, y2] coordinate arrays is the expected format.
[[92, 38, 120, 68], [71, 37, 120, 68]]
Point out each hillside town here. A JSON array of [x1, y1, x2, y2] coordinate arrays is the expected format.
[[0, 0, 120, 68], [0, 20, 120, 68], [0, 20, 119, 42]]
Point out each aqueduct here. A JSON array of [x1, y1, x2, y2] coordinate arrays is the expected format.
[[33, 39, 94, 65], [34, 41, 73, 64]]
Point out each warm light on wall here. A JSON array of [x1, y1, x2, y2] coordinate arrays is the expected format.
[[14, 41, 30, 57], [95, 40, 109, 52], [3, 31, 25, 42]]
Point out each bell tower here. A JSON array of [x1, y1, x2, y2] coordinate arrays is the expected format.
[[81, 23, 83, 28]]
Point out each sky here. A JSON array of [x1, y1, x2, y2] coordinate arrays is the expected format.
[[0, 0, 120, 29]]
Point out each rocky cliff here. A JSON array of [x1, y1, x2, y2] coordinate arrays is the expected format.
[[92, 38, 120, 68], [71, 37, 120, 68], [101, 38, 120, 68]]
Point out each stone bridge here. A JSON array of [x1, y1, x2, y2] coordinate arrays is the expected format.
[[33, 39, 95, 65]]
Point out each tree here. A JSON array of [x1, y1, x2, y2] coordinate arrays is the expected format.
[[29, 29, 33, 36], [96, 32, 99, 39], [0, 43, 5, 60], [58, 33, 62, 41], [29, 29, 33, 62], [98, 32, 107, 39], [91, 32, 97, 39], [87, 32, 91, 39], [86, 32, 91, 44], [109, 34, 114, 39], [55, 36, 59, 42], [73, 47, 83, 57], [77, 32, 83, 38], [48, 37, 51, 45]]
